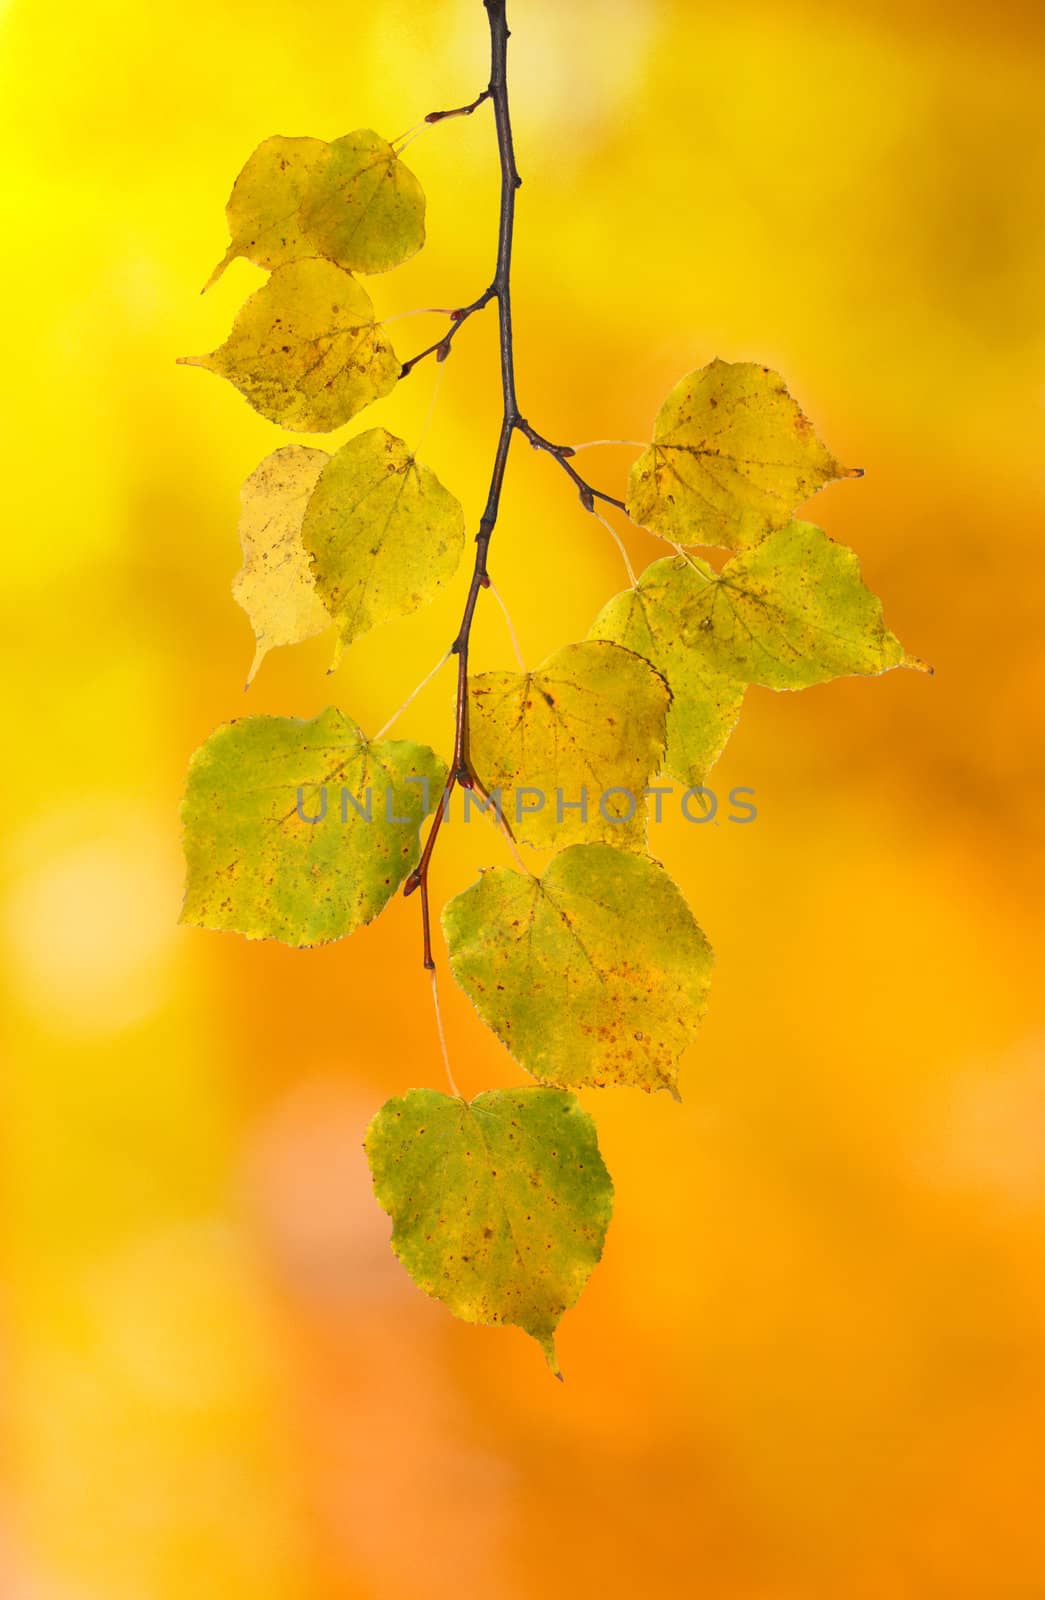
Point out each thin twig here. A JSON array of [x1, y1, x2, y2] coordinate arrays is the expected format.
[[408, 781, 451, 970], [398, 286, 496, 379], [425, 87, 492, 124], [517, 417, 628, 513], [395, 90, 490, 151]]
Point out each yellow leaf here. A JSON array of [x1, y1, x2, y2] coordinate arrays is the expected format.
[[203, 135, 329, 291], [302, 427, 465, 664], [366, 1087, 613, 1376], [627, 359, 861, 549], [203, 131, 425, 289], [180, 708, 446, 948], [589, 565, 745, 787], [468, 640, 670, 849], [657, 523, 928, 688], [300, 131, 425, 275], [443, 844, 713, 1095], [232, 445, 333, 686], [178, 259, 398, 432]]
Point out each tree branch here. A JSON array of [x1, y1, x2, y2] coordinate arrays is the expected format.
[[404, 0, 631, 969], [403, 0, 517, 966]]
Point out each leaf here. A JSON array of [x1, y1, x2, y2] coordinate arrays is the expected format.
[[588, 528, 924, 758], [627, 359, 861, 549], [178, 259, 398, 432], [365, 1086, 613, 1375], [651, 522, 927, 690], [204, 135, 330, 291], [302, 428, 466, 665], [204, 131, 425, 290], [443, 843, 713, 1095], [467, 640, 670, 849], [299, 131, 425, 275], [181, 707, 445, 947], [232, 445, 332, 685], [589, 568, 745, 787]]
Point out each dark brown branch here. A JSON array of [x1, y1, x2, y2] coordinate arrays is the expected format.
[[404, 0, 631, 969], [404, 0, 518, 968], [412, 782, 449, 969]]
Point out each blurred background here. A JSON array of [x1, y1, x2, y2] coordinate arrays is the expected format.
[[2, 0, 1044, 1594]]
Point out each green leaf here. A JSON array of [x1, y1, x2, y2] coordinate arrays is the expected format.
[[652, 522, 927, 690], [627, 359, 861, 549], [204, 135, 330, 291], [232, 445, 332, 686], [589, 568, 745, 787], [181, 707, 445, 947], [205, 131, 425, 290], [178, 259, 398, 432], [443, 843, 713, 1096], [365, 1087, 613, 1375], [299, 131, 425, 275], [467, 640, 670, 849], [302, 427, 466, 665]]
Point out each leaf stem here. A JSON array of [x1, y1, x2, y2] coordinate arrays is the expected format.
[[379, 307, 459, 324], [471, 774, 532, 876], [487, 578, 526, 670], [428, 967, 462, 1098], [570, 438, 646, 452], [593, 508, 636, 585], [374, 649, 452, 742], [415, 360, 446, 454]]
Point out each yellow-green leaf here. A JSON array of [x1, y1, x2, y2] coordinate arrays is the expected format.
[[300, 131, 425, 275], [627, 359, 861, 549], [178, 259, 398, 432], [232, 445, 332, 686], [204, 135, 329, 291], [204, 131, 425, 288], [181, 707, 445, 947], [366, 1087, 612, 1376], [467, 641, 670, 849], [657, 521, 927, 689], [443, 843, 713, 1095], [302, 427, 466, 665], [589, 566, 745, 787]]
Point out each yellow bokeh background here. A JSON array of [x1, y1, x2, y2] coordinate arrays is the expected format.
[[2, 0, 1044, 1593]]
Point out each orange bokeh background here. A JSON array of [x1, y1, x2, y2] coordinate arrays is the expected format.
[[2, 0, 1044, 1594]]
